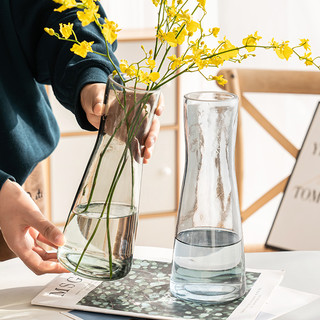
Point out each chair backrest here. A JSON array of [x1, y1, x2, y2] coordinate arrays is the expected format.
[[217, 68, 320, 222]]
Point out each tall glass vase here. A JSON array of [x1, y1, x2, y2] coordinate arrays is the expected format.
[[170, 92, 246, 303], [58, 75, 160, 280]]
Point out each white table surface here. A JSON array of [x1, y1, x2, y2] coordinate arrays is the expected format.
[[0, 248, 320, 320]]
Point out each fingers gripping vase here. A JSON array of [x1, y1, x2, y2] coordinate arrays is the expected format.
[[170, 92, 246, 303], [58, 75, 160, 280]]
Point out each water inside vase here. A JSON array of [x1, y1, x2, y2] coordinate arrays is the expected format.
[[58, 202, 138, 280], [170, 228, 246, 303]]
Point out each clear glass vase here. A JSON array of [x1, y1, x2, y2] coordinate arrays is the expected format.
[[58, 75, 160, 280], [170, 91, 246, 303]]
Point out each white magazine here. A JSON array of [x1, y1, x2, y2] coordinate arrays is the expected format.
[[32, 256, 284, 320]]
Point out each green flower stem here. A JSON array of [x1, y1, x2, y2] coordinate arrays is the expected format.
[[104, 150, 128, 277], [154, 1, 189, 72], [75, 147, 128, 275], [103, 95, 150, 277], [79, 81, 140, 215], [80, 85, 139, 214], [75, 136, 131, 275], [79, 104, 134, 214], [153, 0, 165, 60], [74, 88, 152, 278], [130, 150, 134, 208]]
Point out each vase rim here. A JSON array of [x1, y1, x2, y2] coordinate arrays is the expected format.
[[184, 91, 238, 102], [108, 74, 160, 94]]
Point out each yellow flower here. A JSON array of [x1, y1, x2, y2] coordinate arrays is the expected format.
[[166, 4, 177, 19], [176, 28, 188, 44], [137, 70, 150, 84], [77, 2, 100, 27], [164, 32, 178, 47], [209, 27, 220, 38], [301, 52, 313, 66], [70, 40, 94, 58], [137, 70, 159, 84], [242, 31, 262, 52], [156, 28, 166, 42], [211, 75, 228, 86], [186, 20, 200, 34], [59, 23, 73, 39], [127, 65, 138, 77], [149, 72, 160, 82], [44, 28, 55, 36], [152, 0, 160, 6], [164, 28, 188, 47], [208, 55, 224, 67], [119, 59, 128, 73], [270, 38, 279, 47], [101, 19, 120, 45], [178, 9, 191, 22], [183, 54, 194, 63], [168, 54, 183, 70], [283, 46, 293, 60], [197, 0, 206, 10], [146, 57, 156, 70], [81, 0, 97, 6], [54, 0, 77, 12], [177, 9, 200, 35], [194, 57, 207, 70], [275, 41, 293, 60], [218, 37, 239, 60], [300, 38, 311, 51], [190, 45, 209, 70], [119, 60, 137, 77]]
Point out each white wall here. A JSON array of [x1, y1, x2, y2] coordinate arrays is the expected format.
[[217, 0, 320, 246], [217, 0, 320, 70], [99, 0, 320, 247], [100, 0, 158, 29]]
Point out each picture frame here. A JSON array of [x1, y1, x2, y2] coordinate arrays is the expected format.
[[266, 102, 320, 250]]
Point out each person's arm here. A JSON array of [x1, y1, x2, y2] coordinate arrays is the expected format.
[[0, 0, 114, 274], [11, 0, 119, 130]]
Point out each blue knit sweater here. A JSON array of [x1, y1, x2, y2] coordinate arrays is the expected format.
[[0, 0, 118, 189]]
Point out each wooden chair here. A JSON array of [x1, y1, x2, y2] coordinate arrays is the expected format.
[[217, 68, 320, 252]]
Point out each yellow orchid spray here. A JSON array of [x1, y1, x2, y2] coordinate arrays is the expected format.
[[46, 0, 320, 88]]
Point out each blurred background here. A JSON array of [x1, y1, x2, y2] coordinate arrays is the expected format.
[[46, 0, 320, 250]]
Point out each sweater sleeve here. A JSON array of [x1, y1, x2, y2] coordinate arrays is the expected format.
[[10, 0, 119, 131], [0, 170, 15, 190]]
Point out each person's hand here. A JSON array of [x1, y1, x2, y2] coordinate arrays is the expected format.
[[80, 83, 164, 164], [0, 180, 68, 275]]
